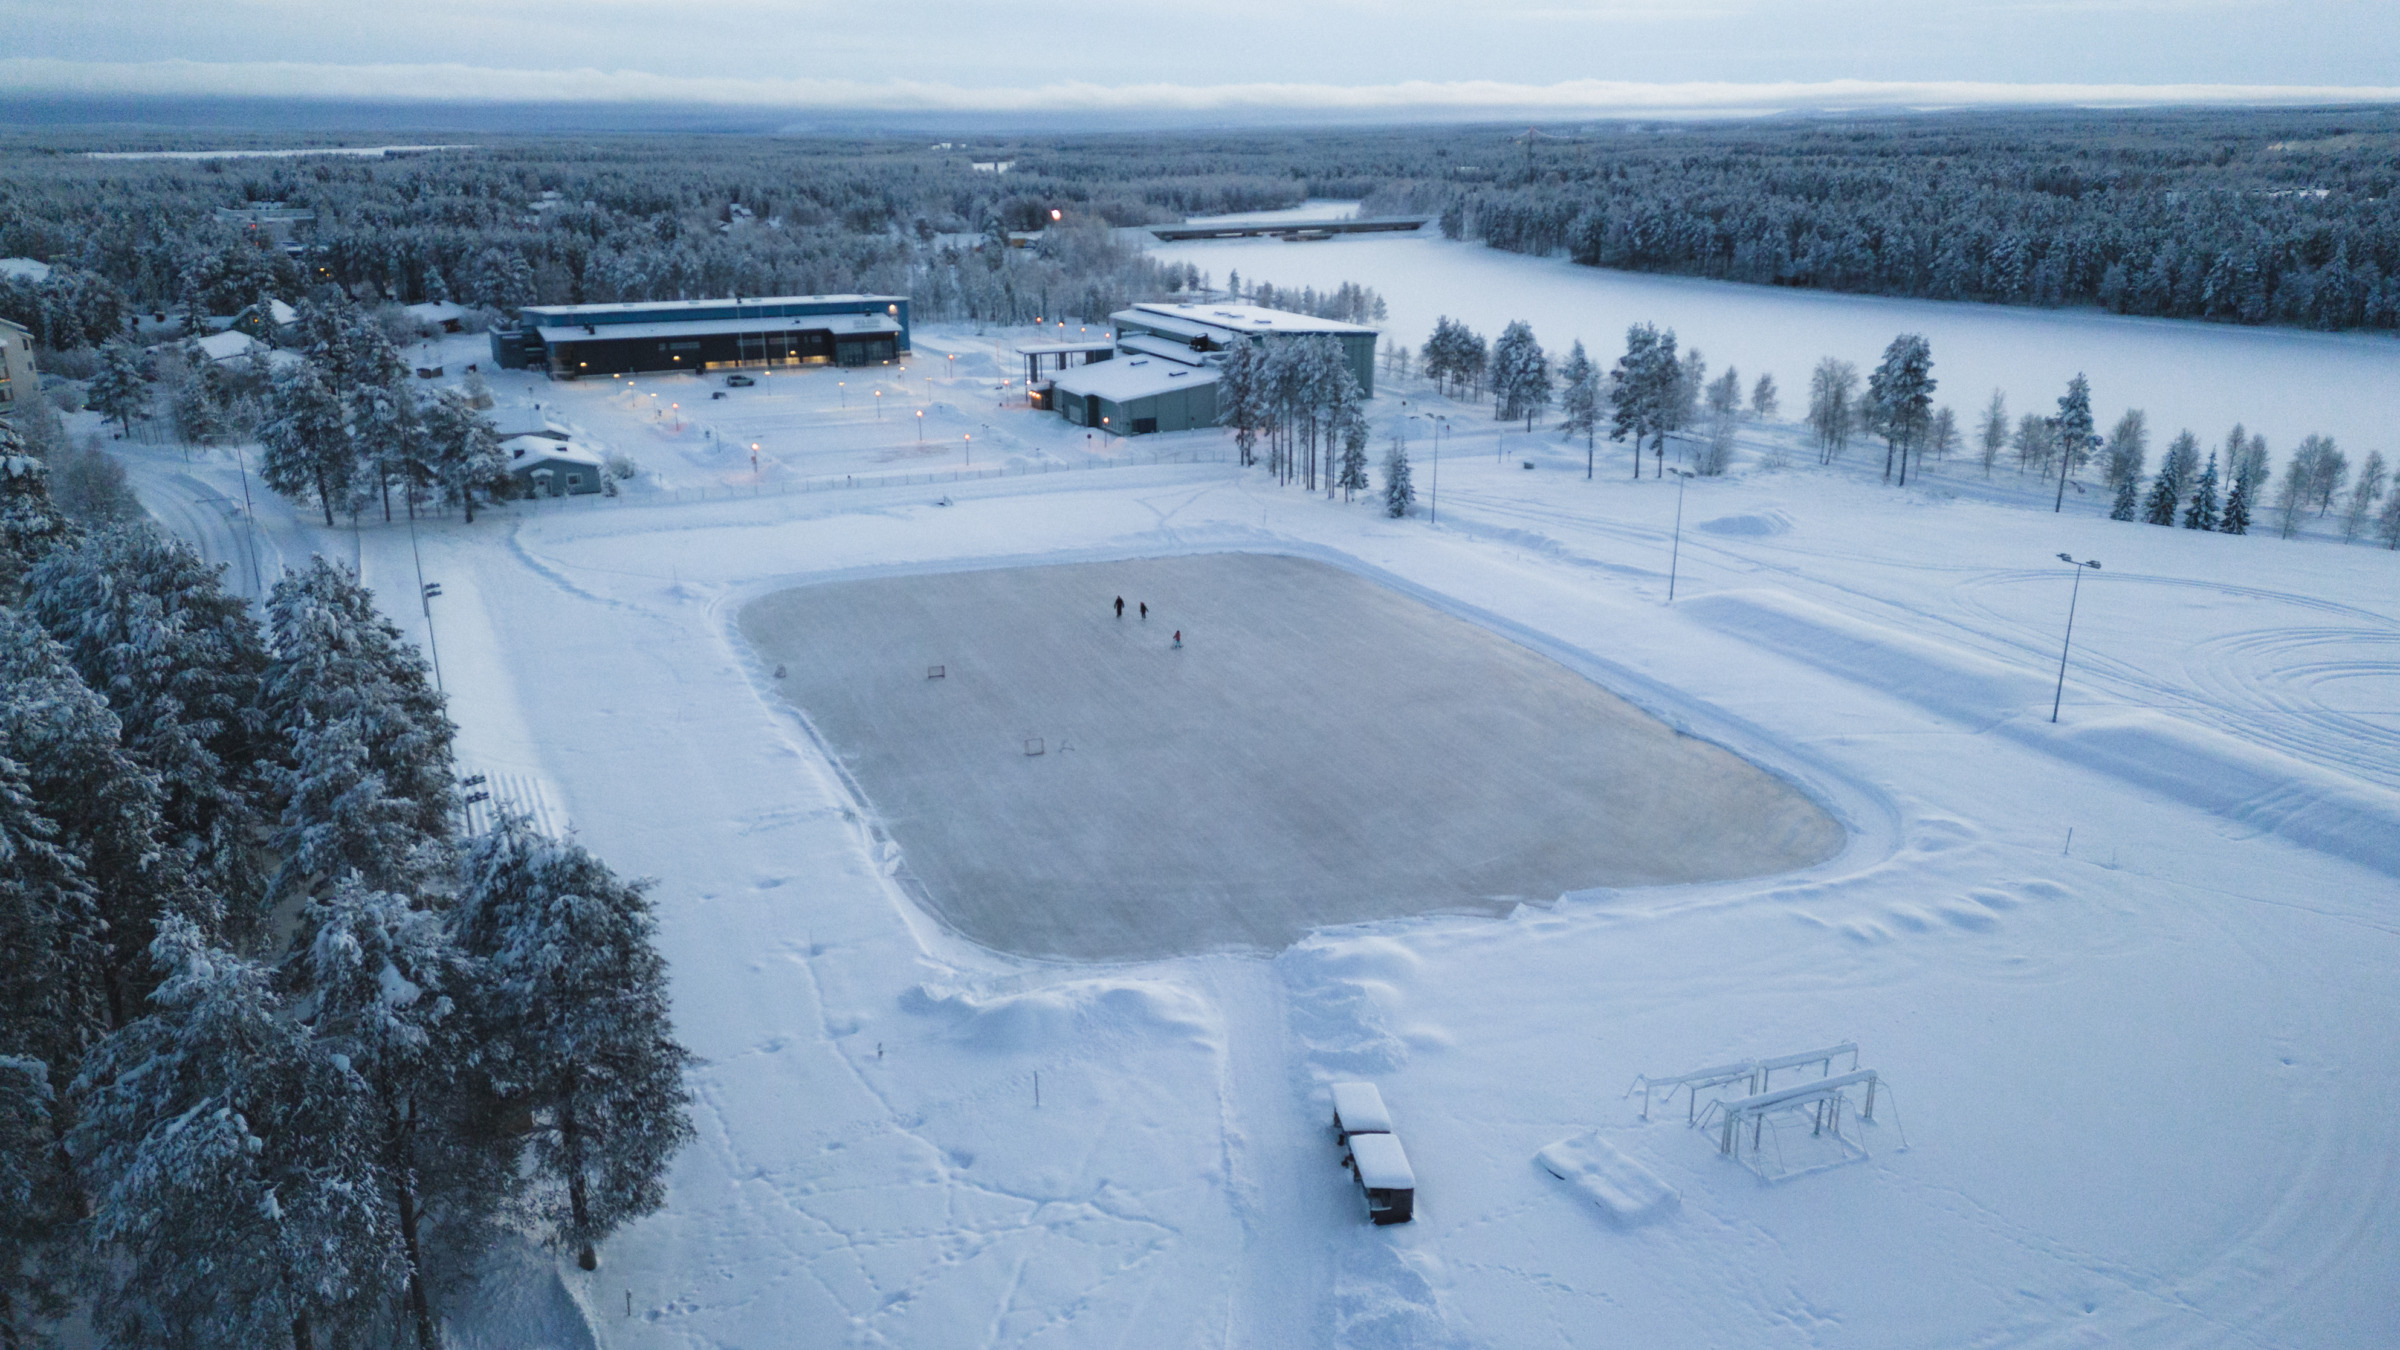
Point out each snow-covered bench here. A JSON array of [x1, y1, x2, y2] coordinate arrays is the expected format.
[[1331, 1082, 1415, 1225]]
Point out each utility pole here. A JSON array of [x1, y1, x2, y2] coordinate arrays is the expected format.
[[1668, 468, 1693, 602]]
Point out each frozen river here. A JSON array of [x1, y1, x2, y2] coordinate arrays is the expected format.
[[1148, 212, 2400, 458]]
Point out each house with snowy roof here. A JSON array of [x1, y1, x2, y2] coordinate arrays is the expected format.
[[501, 433, 607, 497]]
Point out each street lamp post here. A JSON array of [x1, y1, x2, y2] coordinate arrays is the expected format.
[[229, 442, 264, 596], [1668, 468, 1693, 602], [2051, 553, 2102, 722]]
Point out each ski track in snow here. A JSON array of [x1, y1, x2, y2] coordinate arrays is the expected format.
[[106, 319, 2400, 1349]]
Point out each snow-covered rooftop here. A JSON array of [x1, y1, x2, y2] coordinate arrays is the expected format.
[[500, 434, 604, 467], [536, 314, 900, 345], [1123, 302, 1377, 337], [524, 295, 904, 319], [192, 330, 260, 362], [1048, 355, 1218, 404], [405, 301, 467, 325], [1115, 333, 1210, 366]]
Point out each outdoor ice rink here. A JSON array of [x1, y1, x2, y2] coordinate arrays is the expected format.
[[742, 553, 1843, 959]]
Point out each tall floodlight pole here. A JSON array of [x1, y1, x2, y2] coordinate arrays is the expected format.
[[2051, 553, 2101, 722], [230, 441, 264, 597], [405, 506, 445, 695], [1430, 415, 1444, 524], [1668, 468, 1693, 603]]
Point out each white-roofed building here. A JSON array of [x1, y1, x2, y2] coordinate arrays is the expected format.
[[404, 301, 468, 332], [500, 434, 607, 497], [0, 317, 36, 419], [1113, 301, 1379, 396], [1048, 351, 1218, 435]]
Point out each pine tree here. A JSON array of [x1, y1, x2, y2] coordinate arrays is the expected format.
[[262, 559, 457, 900], [1556, 340, 1601, 477], [288, 880, 511, 1350], [455, 821, 694, 1272], [1865, 333, 1935, 485], [418, 391, 508, 524], [1215, 339, 1264, 468], [86, 342, 147, 437], [26, 527, 277, 937], [1610, 323, 1680, 478], [2050, 374, 2098, 512], [1489, 320, 1550, 430], [1382, 440, 1414, 518], [2109, 472, 2139, 521], [71, 916, 404, 1350], [0, 610, 202, 1026], [259, 363, 354, 527], [0, 425, 75, 606], [2185, 453, 2221, 531], [0, 1050, 82, 1350], [1336, 410, 1371, 502]]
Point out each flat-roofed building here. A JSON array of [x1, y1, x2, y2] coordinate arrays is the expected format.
[[493, 295, 910, 379], [1049, 351, 1218, 435], [1111, 302, 1378, 397]]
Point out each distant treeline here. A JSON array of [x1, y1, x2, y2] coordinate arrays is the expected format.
[[4, 108, 2397, 349], [1384, 109, 2400, 331]]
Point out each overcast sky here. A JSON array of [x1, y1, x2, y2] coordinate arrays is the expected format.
[[3, 0, 2395, 117]]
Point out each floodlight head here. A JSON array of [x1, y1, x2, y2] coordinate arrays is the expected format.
[[2057, 552, 2074, 563], [2088, 560, 2102, 569]]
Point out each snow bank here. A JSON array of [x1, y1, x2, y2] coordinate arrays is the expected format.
[[902, 976, 1217, 1053], [1687, 589, 2400, 877], [1681, 588, 2047, 728], [1693, 510, 1791, 538], [1534, 1131, 1679, 1229], [2041, 710, 2400, 879]]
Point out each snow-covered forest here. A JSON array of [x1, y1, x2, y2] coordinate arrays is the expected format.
[[0, 421, 695, 1348]]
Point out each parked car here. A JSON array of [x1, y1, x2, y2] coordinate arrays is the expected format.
[[725, 373, 755, 387], [1331, 1082, 1415, 1225]]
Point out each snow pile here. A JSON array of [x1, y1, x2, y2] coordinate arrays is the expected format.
[[1693, 510, 1791, 538], [1681, 587, 2046, 727], [1534, 1131, 1680, 1228], [902, 976, 1218, 1053]]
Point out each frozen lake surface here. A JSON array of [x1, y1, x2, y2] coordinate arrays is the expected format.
[[743, 553, 1841, 959], [1151, 219, 2400, 456]]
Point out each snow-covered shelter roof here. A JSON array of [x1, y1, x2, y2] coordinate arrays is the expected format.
[[1348, 1132, 1415, 1191], [1115, 333, 1210, 366], [1048, 356, 1218, 404], [1124, 302, 1378, 338], [0, 258, 51, 283], [266, 298, 299, 327], [484, 406, 569, 440], [405, 301, 467, 325], [1331, 1082, 1394, 1136], [535, 313, 899, 345], [193, 331, 261, 362], [500, 434, 604, 468]]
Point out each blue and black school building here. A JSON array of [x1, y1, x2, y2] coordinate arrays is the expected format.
[[491, 294, 909, 379]]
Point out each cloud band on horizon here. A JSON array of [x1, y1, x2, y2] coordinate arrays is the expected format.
[[5, 58, 2398, 117]]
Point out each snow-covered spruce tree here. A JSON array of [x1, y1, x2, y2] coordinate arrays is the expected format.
[[2185, 453, 2222, 532], [417, 390, 509, 524], [2145, 430, 2198, 525], [262, 559, 457, 900], [0, 1050, 82, 1350], [454, 820, 694, 1272], [1610, 323, 1680, 479], [1556, 340, 1600, 477], [2109, 472, 2139, 521], [1382, 440, 1415, 518], [1865, 333, 1935, 486], [70, 916, 403, 1350], [1490, 320, 1549, 429], [2221, 467, 2253, 535], [2050, 374, 2098, 512], [1215, 339, 1267, 469], [1336, 410, 1371, 503], [85, 343, 147, 438], [259, 363, 355, 527], [0, 610, 205, 1026], [26, 527, 277, 937], [2344, 451, 2389, 544], [0, 427, 75, 606], [287, 879, 512, 1350]]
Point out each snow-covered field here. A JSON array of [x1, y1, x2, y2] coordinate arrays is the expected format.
[[115, 309, 2400, 1348], [1149, 214, 2400, 458]]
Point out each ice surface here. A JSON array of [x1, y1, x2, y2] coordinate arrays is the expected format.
[[1535, 1131, 1679, 1228], [741, 553, 1843, 959]]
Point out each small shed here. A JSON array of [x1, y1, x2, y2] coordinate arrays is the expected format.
[[405, 301, 468, 333], [500, 434, 606, 497], [1048, 354, 1219, 435]]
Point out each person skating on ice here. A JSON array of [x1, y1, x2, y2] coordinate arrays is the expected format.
[[1114, 595, 1124, 618]]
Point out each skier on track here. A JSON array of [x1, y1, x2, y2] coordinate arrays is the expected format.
[[1172, 630, 1183, 648], [1114, 596, 1124, 618], [1139, 602, 1148, 620]]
